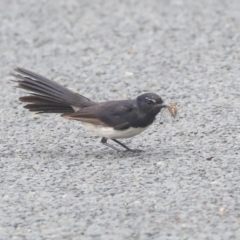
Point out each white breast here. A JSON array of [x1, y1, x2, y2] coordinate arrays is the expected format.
[[82, 123, 149, 139]]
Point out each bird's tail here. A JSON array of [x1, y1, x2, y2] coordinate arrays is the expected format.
[[13, 67, 95, 114]]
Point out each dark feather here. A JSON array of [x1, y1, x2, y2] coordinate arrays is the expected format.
[[63, 101, 135, 129], [13, 67, 96, 108], [63, 114, 107, 126], [13, 67, 97, 114], [25, 103, 74, 113]]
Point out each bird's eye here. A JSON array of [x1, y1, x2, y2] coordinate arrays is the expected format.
[[146, 99, 154, 104]]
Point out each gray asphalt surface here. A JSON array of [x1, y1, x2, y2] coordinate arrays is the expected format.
[[1, 0, 240, 239]]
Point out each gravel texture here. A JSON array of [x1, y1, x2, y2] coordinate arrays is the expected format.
[[0, 0, 240, 239]]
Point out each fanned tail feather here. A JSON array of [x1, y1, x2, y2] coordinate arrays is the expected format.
[[13, 67, 95, 114]]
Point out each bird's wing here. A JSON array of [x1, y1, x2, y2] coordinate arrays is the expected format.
[[62, 105, 108, 126], [62, 101, 135, 130]]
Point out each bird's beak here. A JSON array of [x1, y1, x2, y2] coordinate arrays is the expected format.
[[159, 103, 167, 108]]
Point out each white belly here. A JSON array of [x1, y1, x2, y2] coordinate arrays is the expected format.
[[82, 123, 149, 139]]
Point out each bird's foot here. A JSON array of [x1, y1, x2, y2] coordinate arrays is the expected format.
[[126, 148, 143, 153]]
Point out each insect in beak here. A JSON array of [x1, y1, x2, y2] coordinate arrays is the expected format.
[[167, 103, 178, 118]]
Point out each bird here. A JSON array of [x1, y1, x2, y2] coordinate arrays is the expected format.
[[13, 67, 168, 152]]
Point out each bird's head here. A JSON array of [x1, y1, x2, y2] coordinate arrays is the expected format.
[[136, 93, 167, 115]]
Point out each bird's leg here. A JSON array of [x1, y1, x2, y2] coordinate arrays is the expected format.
[[111, 139, 142, 153], [100, 137, 122, 152], [101, 138, 142, 152]]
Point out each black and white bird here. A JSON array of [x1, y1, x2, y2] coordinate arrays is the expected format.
[[13, 68, 168, 152]]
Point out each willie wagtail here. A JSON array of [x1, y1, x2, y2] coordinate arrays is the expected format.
[[13, 67, 171, 152]]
